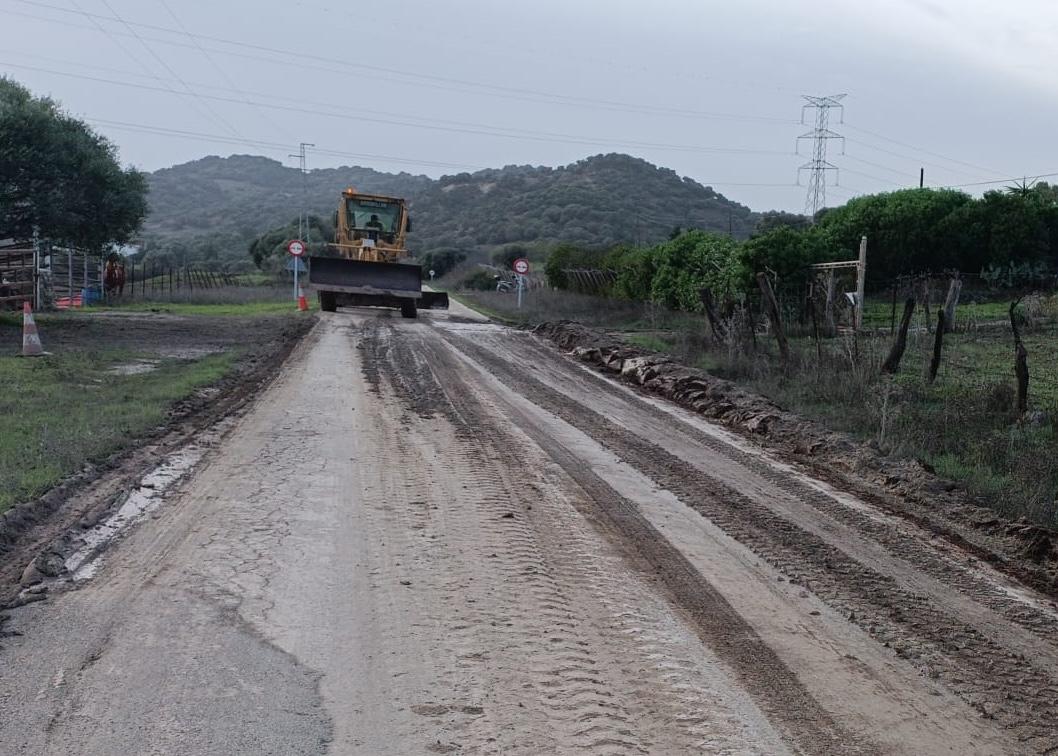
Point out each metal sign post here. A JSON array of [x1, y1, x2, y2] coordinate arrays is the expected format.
[[287, 239, 305, 301], [512, 258, 530, 309]]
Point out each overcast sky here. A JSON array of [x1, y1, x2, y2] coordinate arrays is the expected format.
[[3, 0, 1057, 212]]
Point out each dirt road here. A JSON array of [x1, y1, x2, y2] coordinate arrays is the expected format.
[[2, 304, 1057, 754]]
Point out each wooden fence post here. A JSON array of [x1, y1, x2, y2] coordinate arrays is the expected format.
[[824, 271, 836, 336], [942, 277, 962, 333], [890, 283, 897, 335], [756, 273, 790, 364], [1010, 300, 1029, 415], [881, 297, 916, 374], [698, 287, 726, 342], [928, 310, 946, 383], [808, 296, 822, 363], [855, 235, 867, 330], [921, 276, 933, 333]]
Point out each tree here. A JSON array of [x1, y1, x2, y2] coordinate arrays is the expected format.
[[649, 231, 743, 311], [754, 210, 809, 236], [0, 77, 147, 248], [492, 245, 530, 269], [740, 226, 835, 289], [816, 189, 974, 282], [248, 215, 332, 269]]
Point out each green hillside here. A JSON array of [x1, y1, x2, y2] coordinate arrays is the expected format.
[[141, 153, 761, 269]]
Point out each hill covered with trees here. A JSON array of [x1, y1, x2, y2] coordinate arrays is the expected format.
[[141, 153, 761, 270]]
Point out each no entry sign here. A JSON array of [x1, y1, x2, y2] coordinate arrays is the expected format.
[[513, 258, 530, 275], [287, 239, 306, 257]]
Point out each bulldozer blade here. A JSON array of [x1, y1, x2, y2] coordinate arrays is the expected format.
[[421, 291, 450, 309], [309, 256, 422, 298]]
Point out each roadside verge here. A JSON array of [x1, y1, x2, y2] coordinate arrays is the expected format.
[[0, 313, 317, 609], [534, 320, 1058, 598]]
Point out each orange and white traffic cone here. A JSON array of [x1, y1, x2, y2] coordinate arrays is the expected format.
[[297, 284, 308, 312], [21, 301, 45, 357]]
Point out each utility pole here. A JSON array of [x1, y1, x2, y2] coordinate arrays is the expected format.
[[797, 94, 846, 221], [288, 142, 314, 244], [919, 167, 925, 188]]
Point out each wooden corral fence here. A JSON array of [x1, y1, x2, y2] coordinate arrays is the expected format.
[[561, 268, 618, 295], [0, 240, 35, 310]]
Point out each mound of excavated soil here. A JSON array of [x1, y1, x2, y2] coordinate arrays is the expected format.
[[534, 320, 1058, 597]]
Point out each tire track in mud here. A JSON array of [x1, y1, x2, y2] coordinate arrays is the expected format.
[[369, 324, 862, 755], [356, 321, 792, 755], [359, 323, 646, 754], [445, 331, 1058, 754], [508, 335, 1058, 640]]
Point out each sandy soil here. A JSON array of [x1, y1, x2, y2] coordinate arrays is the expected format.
[[1, 306, 1056, 754]]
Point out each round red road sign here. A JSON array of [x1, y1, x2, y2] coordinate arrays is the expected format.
[[287, 239, 306, 257], [513, 258, 530, 275]]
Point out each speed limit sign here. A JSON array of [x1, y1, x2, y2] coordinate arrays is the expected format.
[[287, 239, 306, 257], [513, 258, 530, 275]]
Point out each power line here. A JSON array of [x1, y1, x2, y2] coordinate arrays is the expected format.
[[838, 165, 906, 188], [285, 0, 800, 97], [9, 0, 799, 126], [87, 116, 805, 193], [63, 0, 237, 138], [937, 171, 1058, 189], [155, 0, 296, 141], [86, 117, 488, 170], [94, 0, 245, 139], [843, 138, 993, 181], [797, 94, 846, 219], [0, 59, 794, 158], [843, 122, 1000, 176]]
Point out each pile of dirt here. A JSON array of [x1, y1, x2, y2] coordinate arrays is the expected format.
[[534, 320, 1058, 597]]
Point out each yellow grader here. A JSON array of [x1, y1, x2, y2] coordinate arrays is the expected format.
[[308, 187, 448, 318]]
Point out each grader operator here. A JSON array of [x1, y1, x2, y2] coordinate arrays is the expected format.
[[308, 187, 449, 318]]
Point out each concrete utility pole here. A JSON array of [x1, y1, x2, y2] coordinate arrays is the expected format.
[[797, 94, 846, 221]]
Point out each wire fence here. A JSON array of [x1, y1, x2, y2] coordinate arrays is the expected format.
[[111, 263, 254, 300]]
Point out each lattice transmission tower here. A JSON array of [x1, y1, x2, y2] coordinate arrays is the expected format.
[[797, 94, 846, 220]]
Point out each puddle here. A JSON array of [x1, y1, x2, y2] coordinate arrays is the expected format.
[[434, 321, 507, 335], [62, 445, 208, 582], [158, 346, 223, 360], [106, 347, 222, 376], [107, 359, 160, 375]]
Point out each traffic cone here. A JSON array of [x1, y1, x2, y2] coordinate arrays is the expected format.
[[297, 284, 308, 312], [21, 302, 45, 357]]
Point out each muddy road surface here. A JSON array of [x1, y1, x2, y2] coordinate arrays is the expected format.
[[2, 304, 1057, 755]]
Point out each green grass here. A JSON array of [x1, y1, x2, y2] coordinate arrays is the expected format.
[[0, 349, 236, 514], [624, 333, 671, 352], [861, 298, 1019, 329], [728, 328, 1058, 528], [92, 300, 314, 317]]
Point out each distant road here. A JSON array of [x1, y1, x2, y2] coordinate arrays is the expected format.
[[1, 307, 1055, 754]]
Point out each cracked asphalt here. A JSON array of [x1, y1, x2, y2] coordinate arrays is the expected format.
[[1, 302, 1056, 754]]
